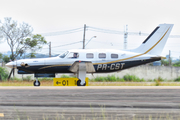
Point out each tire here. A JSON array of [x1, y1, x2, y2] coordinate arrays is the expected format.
[[33, 81, 40, 86], [77, 79, 86, 86]]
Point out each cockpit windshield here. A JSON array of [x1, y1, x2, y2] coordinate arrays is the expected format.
[[59, 51, 69, 58]]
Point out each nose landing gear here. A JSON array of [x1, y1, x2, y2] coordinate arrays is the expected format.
[[33, 78, 40, 86]]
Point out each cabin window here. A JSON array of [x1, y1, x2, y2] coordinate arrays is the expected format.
[[68, 52, 79, 59], [86, 53, 94, 58], [99, 53, 106, 58], [111, 54, 118, 58], [59, 51, 69, 58]]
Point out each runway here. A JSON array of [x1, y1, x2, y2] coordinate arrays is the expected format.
[[0, 86, 180, 120]]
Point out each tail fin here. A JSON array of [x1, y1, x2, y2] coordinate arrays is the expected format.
[[132, 24, 173, 55]]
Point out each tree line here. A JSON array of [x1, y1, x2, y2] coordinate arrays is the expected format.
[[0, 17, 47, 62]]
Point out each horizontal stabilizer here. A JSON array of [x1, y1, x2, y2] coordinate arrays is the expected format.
[[150, 57, 166, 60]]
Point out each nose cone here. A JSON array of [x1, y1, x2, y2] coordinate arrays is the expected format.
[[6, 61, 16, 68]]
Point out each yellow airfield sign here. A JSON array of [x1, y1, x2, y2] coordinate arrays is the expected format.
[[53, 78, 88, 86], [0, 113, 4, 117]]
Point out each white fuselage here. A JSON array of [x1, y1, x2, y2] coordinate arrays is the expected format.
[[6, 49, 162, 74]]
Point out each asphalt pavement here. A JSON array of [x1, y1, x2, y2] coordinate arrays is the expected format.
[[0, 86, 180, 120]]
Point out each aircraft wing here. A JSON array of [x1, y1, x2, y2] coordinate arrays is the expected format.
[[69, 61, 96, 73]]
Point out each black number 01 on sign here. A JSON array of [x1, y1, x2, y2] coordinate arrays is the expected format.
[[53, 78, 88, 86]]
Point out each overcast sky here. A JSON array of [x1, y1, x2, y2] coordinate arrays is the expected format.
[[0, 0, 180, 58]]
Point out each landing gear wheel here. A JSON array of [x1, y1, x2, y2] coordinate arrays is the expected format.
[[33, 80, 40, 86], [77, 79, 81, 86], [77, 79, 86, 86]]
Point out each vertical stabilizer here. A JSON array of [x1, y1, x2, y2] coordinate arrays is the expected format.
[[132, 24, 173, 55]]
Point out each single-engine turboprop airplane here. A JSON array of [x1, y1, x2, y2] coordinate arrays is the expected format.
[[6, 24, 173, 86]]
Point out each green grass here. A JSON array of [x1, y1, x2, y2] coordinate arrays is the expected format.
[[90, 75, 124, 82], [175, 77, 180, 82], [90, 74, 145, 82], [60, 74, 76, 78], [123, 74, 145, 82], [22, 76, 32, 81], [154, 77, 164, 86]]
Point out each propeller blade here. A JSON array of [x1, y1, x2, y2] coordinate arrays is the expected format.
[[13, 68, 15, 77], [8, 68, 14, 81]]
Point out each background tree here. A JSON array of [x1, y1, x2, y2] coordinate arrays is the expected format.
[[0, 17, 47, 60], [26, 52, 36, 58], [173, 60, 180, 67], [0, 67, 9, 81], [2, 55, 10, 63], [161, 59, 169, 66], [0, 53, 2, 61], [24, 34, 47, 58]]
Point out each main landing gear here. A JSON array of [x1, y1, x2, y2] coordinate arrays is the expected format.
[[33, 78, 40, 86], [70, 61, 95, 86], [77, 79, 86, 86], [76, 62, 86, 86]]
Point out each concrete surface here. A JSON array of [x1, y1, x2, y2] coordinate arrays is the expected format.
[[0, 86, 180, 120], [87, 65, 180, 80]]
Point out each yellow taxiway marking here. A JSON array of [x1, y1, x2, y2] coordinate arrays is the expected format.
[[0, 113, 4, 117]]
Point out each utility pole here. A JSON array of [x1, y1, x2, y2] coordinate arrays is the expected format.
[[169, 50, 171, 66], [49, 42, 51, 57], [83, 24, 86, 49], [124, 25, 128, 49]]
